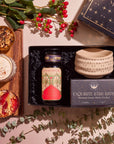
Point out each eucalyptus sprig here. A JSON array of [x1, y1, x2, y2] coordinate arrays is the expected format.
[[0, 107, 114, 144]]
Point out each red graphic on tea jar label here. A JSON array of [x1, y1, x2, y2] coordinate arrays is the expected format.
[[42, 67, 61, 101]]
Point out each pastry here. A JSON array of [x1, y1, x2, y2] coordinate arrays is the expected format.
[[0, 90, 19, 118], [0, 26, 15, 52]]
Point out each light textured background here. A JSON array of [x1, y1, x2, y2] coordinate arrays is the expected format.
[[0, 0, 114, 144]]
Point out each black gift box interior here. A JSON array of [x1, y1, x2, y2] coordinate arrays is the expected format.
[[28, 46, 114, 107]]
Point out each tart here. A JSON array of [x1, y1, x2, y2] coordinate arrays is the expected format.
[[0, 90, 19, 118], [0, 26, 15, 52]]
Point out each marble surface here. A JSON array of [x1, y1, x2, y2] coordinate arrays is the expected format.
[[0, 0, 114, 144]]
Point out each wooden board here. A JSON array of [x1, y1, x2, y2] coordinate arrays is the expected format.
[[0, 29, 23, 116]]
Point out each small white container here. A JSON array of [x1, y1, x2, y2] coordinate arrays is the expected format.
[[0, 54, 16, 83]]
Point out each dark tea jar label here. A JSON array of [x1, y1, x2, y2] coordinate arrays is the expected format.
[[42, 67, 62, 101]]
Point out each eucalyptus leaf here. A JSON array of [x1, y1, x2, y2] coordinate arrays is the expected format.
[[6, 122, 12, 128], [107, 131, 112, 141], [11, 121, 17, 127], [16, 136, 23, 142], [3, 126, 8, 133], [19, 117, 25, 123]]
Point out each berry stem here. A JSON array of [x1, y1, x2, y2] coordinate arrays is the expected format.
[[0, 4, 26, 11], [35, 5, 48, 9], [0, 11, 7, 16]]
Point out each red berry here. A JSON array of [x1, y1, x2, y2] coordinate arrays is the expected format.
[[49, 25, 53, 28], [19, 20, 24, 25], [59, 29, 63, 32], [36, 17, 40, 21], [73, 27, 77, 31], [52, 0, 55, 3], [63, 9, 67, 14], [38, 13, 42, 17], [64, 1, 69, 6], [70, 33, 74, 37], [46, 23, 49, 27], [63, 14, 68, 18], [47, 19, 52, 24], [40, 18, 43, 22], [63, 5, 67, 9], [70, 30, 74, 34], [64, 23, 67, 27], [49, 31, 52, 34], [38, 23, 42, 27], [61, 23, 66, 28], [44, 28, 48, 32], [74, 22, 78, 26]]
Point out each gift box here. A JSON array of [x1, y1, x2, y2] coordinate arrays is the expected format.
[[28, 46, 114, 107], [78, 0, 114, 39]]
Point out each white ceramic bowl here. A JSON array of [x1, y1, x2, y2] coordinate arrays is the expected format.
[[75, 48, 113, 78]]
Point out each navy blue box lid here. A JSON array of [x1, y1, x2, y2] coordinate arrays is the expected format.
[[78, 0, 114, 39]]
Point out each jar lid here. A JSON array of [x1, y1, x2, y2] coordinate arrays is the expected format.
[[44, 48, 61, 62]]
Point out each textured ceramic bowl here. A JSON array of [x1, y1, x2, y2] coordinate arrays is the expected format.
[[75, 48, 114, 78]]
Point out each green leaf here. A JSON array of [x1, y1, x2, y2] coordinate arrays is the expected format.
[[0, 6, 8, 14], [4, 0, 16, 4], [3, 126, 8, 133], [1, 129, 6, 137], [107, 131, 112, 141], [20, 131, 25, 139], [11, 121, 17, 127], [9, 2, 25, 8], [9, 136, 16, 143], [40, 8, 56, 15], [6, 122, 12, 128], [16, 137, 23, 142], [6, 16, 24, 30], [20, 0, 34, 6], [8, 7, 27, 20], [19, 117, 25, 123], [25, 5, 36, 14], [0, 0, 3, 4], [33, 109, 41, 117]]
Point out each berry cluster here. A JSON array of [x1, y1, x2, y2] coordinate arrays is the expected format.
[[34, 13, 53, 34], [68, 21, 78, 37], [59, 22, 67, 33], [49, 0, 69, 18]]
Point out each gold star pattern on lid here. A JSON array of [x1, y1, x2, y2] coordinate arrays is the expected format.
[[83, 0, 113, 35], [78, 0, 114, 38]]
